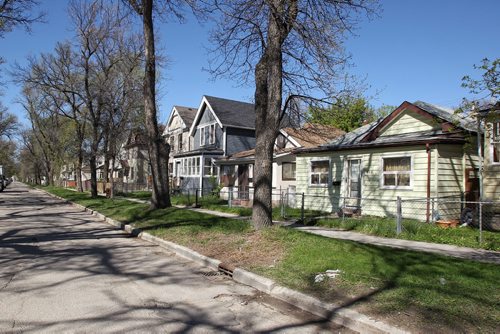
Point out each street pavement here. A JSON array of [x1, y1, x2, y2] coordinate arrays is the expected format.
[[0, 182, 346, 333]]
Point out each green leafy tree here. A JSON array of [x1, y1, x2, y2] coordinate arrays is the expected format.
[[308, 96, 374, 132], [462, 58, 499, 101]]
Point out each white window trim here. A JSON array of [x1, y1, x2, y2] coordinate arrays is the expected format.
[[490, 121, 500, 165], [309, 159, 330, 187], [379, 154, 413, 190], [198, 122, 217, 147]]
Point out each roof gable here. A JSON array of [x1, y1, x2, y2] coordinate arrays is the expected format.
[[189, 95, 256, 136], [164, 105, 197, 136], [362, 101, 474, 143]]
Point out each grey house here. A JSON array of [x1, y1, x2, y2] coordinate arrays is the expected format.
[[173, 95, 256, 192]]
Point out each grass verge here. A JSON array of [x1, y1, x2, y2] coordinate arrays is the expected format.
[[43, 186, 500, 333]]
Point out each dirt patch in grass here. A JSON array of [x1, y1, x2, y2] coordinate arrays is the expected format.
[[180, 230, 286, 269]]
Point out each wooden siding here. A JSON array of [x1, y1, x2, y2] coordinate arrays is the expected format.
[[226, 128, 256, 156], [379, 110, 438, 137], [296, 146, 444, 220]]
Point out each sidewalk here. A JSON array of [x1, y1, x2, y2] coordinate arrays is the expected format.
[[116, 196, 500, 265]]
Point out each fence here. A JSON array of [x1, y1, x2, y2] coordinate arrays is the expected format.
[[173, 187, 499, 247]]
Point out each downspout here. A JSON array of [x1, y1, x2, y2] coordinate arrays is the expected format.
[[426, 143, 431, 223]]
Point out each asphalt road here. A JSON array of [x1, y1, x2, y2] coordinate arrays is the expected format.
[[0, 182, 346, 333]]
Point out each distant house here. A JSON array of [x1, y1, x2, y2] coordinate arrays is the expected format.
[[162, 105, 197, 188], [216, 123, 344, 203], [294, 101, 483, 222], [172, 95, 257, 192], [122, 130, 151, 188]]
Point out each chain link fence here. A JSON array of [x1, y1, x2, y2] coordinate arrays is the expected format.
[[172, 187, 499, 248]]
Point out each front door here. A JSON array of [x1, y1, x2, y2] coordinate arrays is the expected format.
[[347, 159, 361, 208], [238, 164, 249, 199], [465, 168, 479, 203]]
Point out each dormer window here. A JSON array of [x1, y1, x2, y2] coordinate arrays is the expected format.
[[200, 124, 216, 146]]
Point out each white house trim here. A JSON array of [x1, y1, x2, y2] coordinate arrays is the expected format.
[[189, 96, 224, 137], [279, 128, 301, 148]]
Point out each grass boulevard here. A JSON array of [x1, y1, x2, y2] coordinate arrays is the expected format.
[[41, 186, 499, 333]]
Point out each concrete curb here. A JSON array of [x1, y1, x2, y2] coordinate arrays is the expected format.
[[37, 188, 408, 333]]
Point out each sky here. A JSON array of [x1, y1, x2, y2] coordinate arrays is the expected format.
[[1, 0, 499, 127]]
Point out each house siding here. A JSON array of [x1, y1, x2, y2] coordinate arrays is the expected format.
[[296, 145, 439, 219], [379, 110, 438, 137], [226, 128, 256, 156], [435, 144, 464, 220]]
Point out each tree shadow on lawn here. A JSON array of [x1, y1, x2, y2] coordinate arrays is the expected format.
[[277, 235, 499, 333]]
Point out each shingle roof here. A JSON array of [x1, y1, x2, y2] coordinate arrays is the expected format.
[[413, 101, 476, 132], [283, 123, 345, 148], [174, 106, 197, 128], [296, 100, 476, 154], [321, 119, 383, 148], [204, 95, 256, 129]]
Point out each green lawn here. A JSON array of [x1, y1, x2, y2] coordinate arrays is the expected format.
[[314, 215, 500, 251], [41, 186, 500, 332]]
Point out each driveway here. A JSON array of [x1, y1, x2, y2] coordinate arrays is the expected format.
[[0, 183, 345, 333]]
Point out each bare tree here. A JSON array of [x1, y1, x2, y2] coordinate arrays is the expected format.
[[0, 101, 18, 138], [207, 0, 378, 228], [0, 0, 43, 36], [14, 42, 89, 191]]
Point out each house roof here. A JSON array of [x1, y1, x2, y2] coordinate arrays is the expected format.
[[413, 101, 476, 132], [296, 101, 475, 154], [174, 105, 197, 128], [124, 130, 148, 148], [282, 123, 345, 148], [203, 95, 256, 129], [173, 147, 224, 158], [216, 124, 343, 164]]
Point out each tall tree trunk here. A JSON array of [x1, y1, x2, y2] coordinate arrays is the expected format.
[[141, 0, 170, 209], [251, 15, 283, 229], [76, 151, 83, 192], [90, 155, 97, 197], [109, 156, 115, 198]]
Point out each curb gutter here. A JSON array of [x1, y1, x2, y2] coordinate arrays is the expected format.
[[38, 189, 409, 334]]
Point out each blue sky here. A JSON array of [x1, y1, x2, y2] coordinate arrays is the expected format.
[[1, 0, 499, 126]]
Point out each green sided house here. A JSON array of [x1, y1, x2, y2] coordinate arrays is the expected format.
[[294, 101, 483, 222]]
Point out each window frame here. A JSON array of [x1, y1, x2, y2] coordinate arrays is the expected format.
[[282, 162, 296, 181], [380, 154, 413, 190], [309, 159, 330, 187], [490, 121, 500, 165], [209, 124, 216, 144], [200, 127, 206, 146], [177, 133, 183, 152]]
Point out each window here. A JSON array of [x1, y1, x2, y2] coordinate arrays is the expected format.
[[491, 122, 500, 164], [204, 158, 215, 176], [282, 162, 296, 180], [178, 134, 183, 152], [209, 124, 216, 144], [200, 127, 206, 146], [310, 160, 329, 186], [200, 124, 216, 146], [381, 156, 412, 188], [169, 136, 175, 152]]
